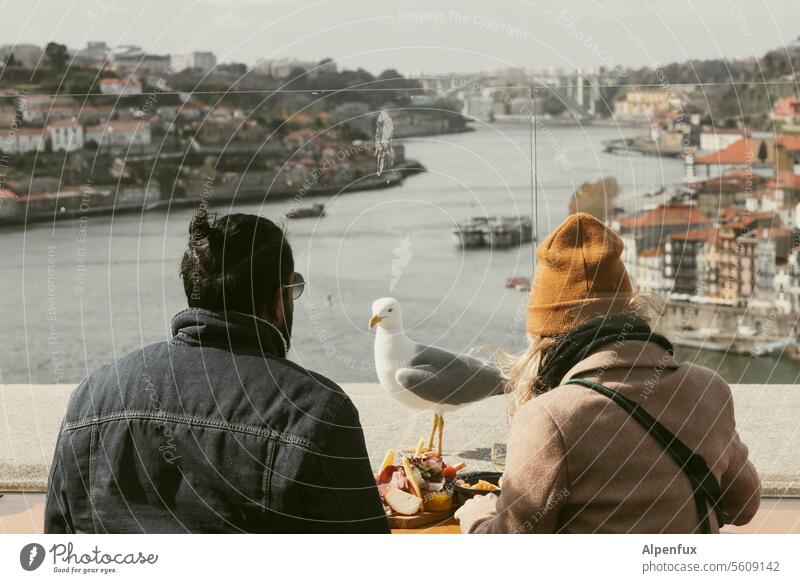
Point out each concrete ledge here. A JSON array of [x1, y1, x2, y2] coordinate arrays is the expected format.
[[1, 383, 798, 496], [0, 384, 75, 493]]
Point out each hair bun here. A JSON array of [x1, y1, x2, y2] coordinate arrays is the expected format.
[[189, 205, 212, 246]]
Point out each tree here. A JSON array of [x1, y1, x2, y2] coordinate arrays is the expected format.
[[285, 67, 308, 90], [64, 71, 98, 96], [3, 51, 18, 68], [375, 68, 419, 90], [378, 68, 403, 81], [217, 62, 247, 76], [44, 42, 69, 72], [758, 141, 768, 163]]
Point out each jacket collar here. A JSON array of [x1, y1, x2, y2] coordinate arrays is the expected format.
[[559, 340, 678, 385], [171, 308, 288, 359]]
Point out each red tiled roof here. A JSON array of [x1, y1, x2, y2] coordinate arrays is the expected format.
[[47, 119, 79, 127], [669, 227, 718, 242], [697, 171, 764, 192], [724, 210, 785, 230], [617, 204, 713, 229], [716, 207, 739, 222], [85, 121, 148, 132], [767, 227, 793, 238], [638, 247, 661, 257], [695, 138, 752, 165], [695, 135, 800, 165], [773, 96, 800, 109], [767, 172, 800, 190], [779, 135, 800, 151], [13, 128, 45, 136], [736, 226, 792, 242]]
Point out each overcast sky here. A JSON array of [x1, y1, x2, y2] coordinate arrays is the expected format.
[[6, 0, 800, 75]]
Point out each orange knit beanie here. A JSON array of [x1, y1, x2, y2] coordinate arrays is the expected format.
[[527, 212, 632, 337]]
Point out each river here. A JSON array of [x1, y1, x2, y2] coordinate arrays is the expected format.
[[2, 122, 799, 385]]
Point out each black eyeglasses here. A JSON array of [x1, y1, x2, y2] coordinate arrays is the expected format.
[[283, 272, 305, 300]]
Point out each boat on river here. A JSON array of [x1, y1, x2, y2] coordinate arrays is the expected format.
[[453, 215, 533, 249], [286, 202, 326, 219]]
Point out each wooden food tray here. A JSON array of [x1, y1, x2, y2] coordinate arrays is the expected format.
[[387, 510, 454, 529]]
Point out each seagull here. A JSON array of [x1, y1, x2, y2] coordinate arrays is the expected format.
[[368, 297, 506, 454]]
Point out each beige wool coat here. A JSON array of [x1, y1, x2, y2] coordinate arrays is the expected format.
[[456, 340, 761, 534]]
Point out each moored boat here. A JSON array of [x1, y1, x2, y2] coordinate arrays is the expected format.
[[286, 202, 325, 219]]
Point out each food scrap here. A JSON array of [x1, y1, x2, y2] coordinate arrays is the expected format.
[[455, 478, 500, 491]]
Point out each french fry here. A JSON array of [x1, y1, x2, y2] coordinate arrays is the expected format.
[[401, 458, 422, 498], [379, 449, 395, 473]]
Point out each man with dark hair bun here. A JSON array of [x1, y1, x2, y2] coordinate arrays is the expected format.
[[44, 209, 388, 533]]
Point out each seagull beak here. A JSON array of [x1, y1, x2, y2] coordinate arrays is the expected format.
[[368, 315, 383, 329]]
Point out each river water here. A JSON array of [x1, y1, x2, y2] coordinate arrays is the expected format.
[[2, 123, 799, 385]]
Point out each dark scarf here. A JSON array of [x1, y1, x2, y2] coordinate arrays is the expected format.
[[534, 313, 674, 394]]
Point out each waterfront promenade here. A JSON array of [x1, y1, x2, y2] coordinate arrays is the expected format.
[[2, 382, 799, 533]]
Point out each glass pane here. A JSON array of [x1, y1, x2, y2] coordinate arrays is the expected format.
[[1, 55, 799, 385]]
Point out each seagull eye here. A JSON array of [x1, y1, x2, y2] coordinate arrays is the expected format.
[[387, 308, 393, 313]]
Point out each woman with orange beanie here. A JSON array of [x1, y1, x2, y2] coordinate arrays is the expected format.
[[455, 213, 761, 534]]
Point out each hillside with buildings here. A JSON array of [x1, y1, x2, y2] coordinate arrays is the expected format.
[[611, 130, 800, 356], [0, 42, 475, 223]]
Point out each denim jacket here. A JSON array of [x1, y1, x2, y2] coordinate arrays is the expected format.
[[44, 309, 389, 533]]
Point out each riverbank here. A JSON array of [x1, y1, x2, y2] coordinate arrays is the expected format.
[[660, 300, 800, 358], [0, 159, 426, 227], [603, 135, 684, 157]]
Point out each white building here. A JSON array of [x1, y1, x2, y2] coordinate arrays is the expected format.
[[110, 45, 170, 74], [47, 119, 84, 152], [85, 121, 151, 149], [72, 41, 110, 68], [753, 236, 777, 308], [636, 248, 666, 295], [614, 90, 677, 121], [620, 233, 666, 295], [620, 234, 638, 282], [464, 95, 494, 122], [0, 128, 46, 153], [775, 251, 800, 314], [99, 77, 142, 95], [170, 51, 217, 73], [699, 130, 745, 154], [252, 58, 317, 78]]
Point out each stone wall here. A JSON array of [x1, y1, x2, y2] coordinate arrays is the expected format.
[[1, 383, 798, 496]]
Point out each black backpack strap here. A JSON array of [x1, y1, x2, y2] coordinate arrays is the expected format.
[[565, 377, 725, 534]]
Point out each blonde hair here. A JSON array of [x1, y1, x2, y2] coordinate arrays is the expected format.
[[497, 293, 664, 415]]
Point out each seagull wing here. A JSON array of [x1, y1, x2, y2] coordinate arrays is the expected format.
[[394, 344, 506, 406]]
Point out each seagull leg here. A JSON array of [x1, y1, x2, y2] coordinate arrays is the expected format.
[[426, 413, 439, 452], [437, 415, 444, 455]]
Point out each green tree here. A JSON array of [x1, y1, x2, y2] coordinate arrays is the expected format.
[[217, 62, 247, 76], [758, 141, 768, 163], [44, 42, 69, 72], [285, 67, 308, 90], [64, 71, 97, 96], [3, 51, 18, 68]]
